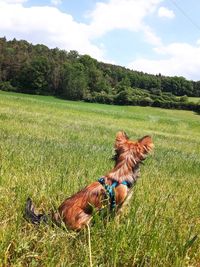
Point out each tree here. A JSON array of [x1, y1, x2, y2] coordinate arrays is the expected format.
[[0, 38, 199, 112], [17, 57, 50, 94], [60, 62, 87, 100], [115, 86, 133, 105]]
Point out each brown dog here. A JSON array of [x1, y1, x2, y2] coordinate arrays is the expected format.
[[25, 131, 153, 230]]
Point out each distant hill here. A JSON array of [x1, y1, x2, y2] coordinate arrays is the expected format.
[[0, 37, 200, 111]]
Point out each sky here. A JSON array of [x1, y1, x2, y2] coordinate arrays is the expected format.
[[0, 0, 200, 81]]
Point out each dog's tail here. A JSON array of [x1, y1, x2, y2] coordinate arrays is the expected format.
[[24, 197, 48, 224]]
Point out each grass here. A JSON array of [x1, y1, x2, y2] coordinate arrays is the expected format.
[[0, 90, 200, 267], [188, 97, 200, 103]]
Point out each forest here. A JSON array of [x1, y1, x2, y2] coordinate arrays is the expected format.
[[0, 37, 200, 111]]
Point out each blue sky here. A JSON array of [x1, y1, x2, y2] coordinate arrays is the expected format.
[[0, 0, 200, 80]]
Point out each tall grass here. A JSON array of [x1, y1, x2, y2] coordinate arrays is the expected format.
[[188, 97, 200, 103], [0, 91, 199, 266]]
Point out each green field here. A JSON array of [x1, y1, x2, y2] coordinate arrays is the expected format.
[[0, 91, 200, 267], [188, 97, 200, 103]]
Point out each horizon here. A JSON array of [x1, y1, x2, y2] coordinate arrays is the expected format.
[[0, 0, 200, 81], [2, 36, 200, 83]]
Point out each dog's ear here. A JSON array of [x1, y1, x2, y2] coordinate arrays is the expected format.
[[138, 135, 154, 154], [115, 131, 129, 149]]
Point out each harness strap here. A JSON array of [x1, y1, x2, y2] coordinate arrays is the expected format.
[[98, 177, 131, 210]]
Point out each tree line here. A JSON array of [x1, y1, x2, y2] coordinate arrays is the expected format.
[[0, 37, 200, 112]]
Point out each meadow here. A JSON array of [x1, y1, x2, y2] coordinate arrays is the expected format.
[[0, 90, 200, 267], [188, 97, 200, 103]]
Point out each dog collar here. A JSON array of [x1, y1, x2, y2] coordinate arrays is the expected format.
[[98, 177, 131, 209]]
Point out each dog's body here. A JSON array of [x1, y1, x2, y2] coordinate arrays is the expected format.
[[25, 131, 153, 230]]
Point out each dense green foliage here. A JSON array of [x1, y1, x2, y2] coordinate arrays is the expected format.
[[0, 37, 200, 111], [0, 91, 200, 266]]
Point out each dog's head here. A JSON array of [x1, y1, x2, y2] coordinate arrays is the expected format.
[[113, 131, 153, 165]]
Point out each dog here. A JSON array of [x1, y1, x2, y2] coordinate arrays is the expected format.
[[25, 131, 153, 230]]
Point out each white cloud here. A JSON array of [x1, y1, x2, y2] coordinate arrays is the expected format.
[[142, 25, 162, 46], [1, 0, 198, 81], [128, 42, 200, 80], [0, 0, 164, 63], [88, 0, 162, 44], [196, 39, 200, 46], [0, 0, 27, 3], [158, 6, 175, 19], [51, 0, 62, 6], [0, 1, 104, 60]]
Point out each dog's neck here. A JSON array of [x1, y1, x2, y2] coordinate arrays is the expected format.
[[106, 152, 140, 185]]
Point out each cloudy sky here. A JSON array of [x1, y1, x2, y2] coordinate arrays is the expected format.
[[0, 0, 200, 81]]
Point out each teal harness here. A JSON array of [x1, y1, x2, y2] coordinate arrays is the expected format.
[[98, 177, 131, 210]]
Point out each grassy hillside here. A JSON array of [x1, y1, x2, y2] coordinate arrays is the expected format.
[[188, 97, 200, 103], [0, 91, 199, 267]]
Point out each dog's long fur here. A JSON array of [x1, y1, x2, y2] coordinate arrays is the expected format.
[[25, 131, 153, 230]]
